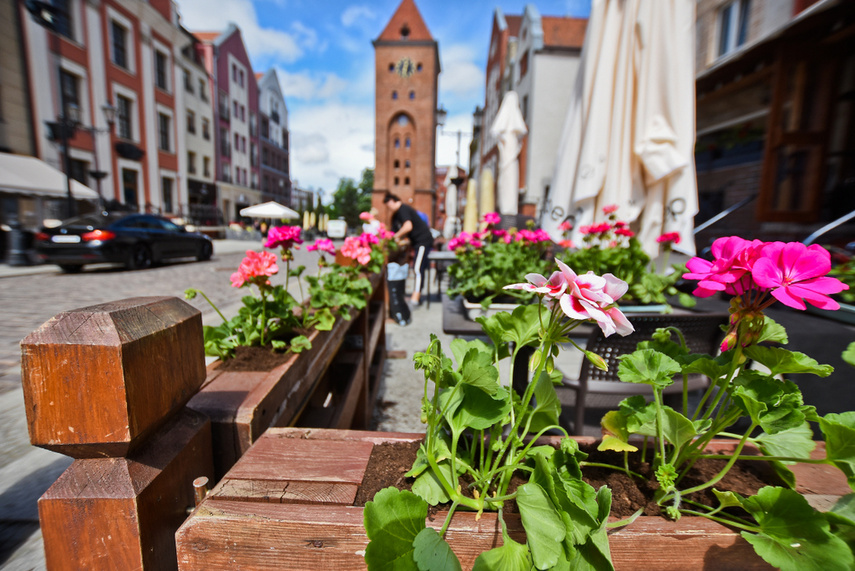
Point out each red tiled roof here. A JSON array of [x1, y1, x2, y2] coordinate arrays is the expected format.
[[193, 31, 220, 43], [541, 17, 587, 49], [377, 0, 433, 42], [506, 14, 522, 38]]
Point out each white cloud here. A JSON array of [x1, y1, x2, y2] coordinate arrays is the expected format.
[[277, 68, 349, 101], [289, 102, 375, 194], [177, 0, 315, 63], [341, 5, 375, 28], [438, 43, 484, 98]]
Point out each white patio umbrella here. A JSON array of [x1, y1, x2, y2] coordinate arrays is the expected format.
[[302, 210, 311, 230], [463, 179, 479, 233], [479, 168, 495, 220], [239, 201, 299, 220], [489, 91, 527, 215], [541, 0, 698, 257], [443, 165, 460, 239]]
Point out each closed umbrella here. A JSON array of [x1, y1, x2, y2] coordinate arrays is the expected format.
[[479, 168, 495, 221], [541, 0, 697, 257], [489, 91, 527, 215], [309, 212, 316, 228], [443, 165, 460, 239], [302, 210, 311, 231], [463, 179, 478, 233]]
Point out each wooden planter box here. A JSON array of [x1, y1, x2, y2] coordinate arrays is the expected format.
[[176, 428, 850, 570], [187, 273, 386, 479]]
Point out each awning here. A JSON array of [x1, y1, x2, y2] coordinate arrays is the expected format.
[[0, 153, 99, 200], [240, 201, 299, 219]]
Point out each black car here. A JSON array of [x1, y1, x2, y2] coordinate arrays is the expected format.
[[35, 212, 213, 272]]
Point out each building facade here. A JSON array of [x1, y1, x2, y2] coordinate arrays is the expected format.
[[194, 25, 261, 224], [511, 7, 586, 217], [257, 69, 291, 206], [179, 28, 216, 225], [21, 0, 189, 217], [693, 0, 855, 249], [372, 0, 440, 226]]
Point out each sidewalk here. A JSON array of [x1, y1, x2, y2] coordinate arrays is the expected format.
[[0, 239, 262, 279]]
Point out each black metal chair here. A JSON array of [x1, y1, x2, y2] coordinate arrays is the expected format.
[[560, 312, 729, 434]]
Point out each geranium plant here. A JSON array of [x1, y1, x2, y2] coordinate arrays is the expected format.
[[559, 205, 695, 309], [364, 237, 855, 571], [446, 213, 552, 306]]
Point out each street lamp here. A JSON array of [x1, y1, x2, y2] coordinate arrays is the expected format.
[[435, 106, 464, 167], [45, 102, 80, 219]]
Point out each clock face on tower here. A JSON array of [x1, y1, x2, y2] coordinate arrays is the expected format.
[[395, 57, 415, 78]]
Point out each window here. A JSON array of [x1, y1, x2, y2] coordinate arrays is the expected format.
[[394, 138, 400, 148], [155, 50, 168, 90], [158, 113, 171, 151], [52, 0, 73, 40], [188, 151, 196, 174], [199, 79, 207, 100], [240, 105, 245, 122], [239, 70, 244, 87], [202, 117, 210, 140], [59, 69, 79, 118], [404, 177, 410, 185], [405, 137, 411, 148], [203, 156, 210, 178], [397, 115, 409, 126], [392, 91, 398, 100], [409, 90, 415, 100], [233, 101, 239, 118], [232, 64, 237, 82], [394, 159, 400, 169], [394, 177, 399, 186], [186, 110, 195, 133], [222, 163, 230, 182], [162, 177, 173, 213], [234, 133, 240, 152], [117, 95, 132, 139], [220, 128, 229, 156], [388, 63, 394, 72], [111, 20, 128, 69], [241, 136, 246, 153], [718, 0, 751, 57], [405, 160, 410, 169], [69, 159, 88, 185], [520, 51, 529, 78], [184, 70, 193, 93]]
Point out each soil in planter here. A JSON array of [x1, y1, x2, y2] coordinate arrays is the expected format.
[[218, 345, 293, 372], [354, 441, 776, 519]]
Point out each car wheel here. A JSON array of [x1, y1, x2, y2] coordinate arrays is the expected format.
[[197, 241, 213, 261], [127, 244, 152, 270], [58, 264, 84, 274]]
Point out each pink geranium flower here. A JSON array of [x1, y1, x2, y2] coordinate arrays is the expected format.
[[602, 204, 619, 215], [359, 211, 373, 221], [505, 258, 633, 337], [483, 212, 501, 226], [307, 238, 336, 254], [752, 242, 848, 310], [615, 228, 634, 238], [230, 250, 278, 288], [683, 236, 765, 297], [559, 221, 573, 232], [341, 236, 372, 265], [264, 225, 303, 251], [657, 232, 681, 245]]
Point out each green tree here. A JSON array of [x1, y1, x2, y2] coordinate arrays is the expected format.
[[331, 169, 373, 228]]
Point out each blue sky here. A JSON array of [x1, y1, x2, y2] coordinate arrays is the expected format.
[[177, 0, 591, 198]]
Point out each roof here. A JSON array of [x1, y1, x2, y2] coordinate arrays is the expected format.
[[192, 31, 220, 43], [541, 16, 586, 49], [0, 154, 99, 199], [377, 0, 433, 42], [506, 14, 522, 37]]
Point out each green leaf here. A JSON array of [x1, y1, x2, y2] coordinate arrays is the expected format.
[[843, 342, 855, 368], [472, 536, 532, 571], [819, 412, 855, 491], [411, 460, 454, 505], [757, 316, 788, 345], [364, 487, 426, 571], [658, 407, 698, 449], [712, 489, 745, 509], [441, 384, 511, 433], [741, 531, 853, 571], [528, 371, 562, 433], [732, 375, 806, 434], [290, 335, 312, 353], [756, 424, 816, 463], [767, 460, 798, 489], [412, 528, 461, 571], [744, 345, 834, 377], [618, 396, 658, 437], [516, 483, 566, 569], [598, 411, 638, 452], [459, 348, 500, 394], [478, 304, 542, 349], [617, 349, 681, 389]]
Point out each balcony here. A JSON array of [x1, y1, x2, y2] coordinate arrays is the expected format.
[[271, 111, 280, 125]]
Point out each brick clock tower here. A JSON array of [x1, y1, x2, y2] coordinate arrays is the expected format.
[[372, 0, 440, 225]]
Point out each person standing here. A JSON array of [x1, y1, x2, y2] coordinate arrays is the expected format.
[[383, 193, 434, 305]]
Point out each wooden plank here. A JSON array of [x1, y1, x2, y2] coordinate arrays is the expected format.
[[213, 479, 358, 505], [41, 408, 214, 571], [225, 437, 374, 484], [21, 296, 205, 458]]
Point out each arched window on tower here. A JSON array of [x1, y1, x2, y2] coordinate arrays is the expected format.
[[394, 177, 400, 186], [394, 160, 400, 169], [405, 137, 411, 148], [392, 91, 398, 100], [405, 160, 410, 169], [404, 177, 410, 185], [395, 138, 400, 148], [409, 90, 415, 100]]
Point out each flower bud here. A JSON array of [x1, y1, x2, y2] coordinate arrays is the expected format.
[[585, 351, 608, 372]]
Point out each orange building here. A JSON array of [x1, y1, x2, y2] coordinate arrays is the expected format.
[[372, 0, 440, 227]]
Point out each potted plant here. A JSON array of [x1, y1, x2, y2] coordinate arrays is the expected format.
[[446, 213, 552, 312], [183, 227, 391, 476], [360, 236, 855, 570], [558, 205, 696, 312]]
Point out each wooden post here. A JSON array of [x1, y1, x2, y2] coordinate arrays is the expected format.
[[21, 297, 214, 570]]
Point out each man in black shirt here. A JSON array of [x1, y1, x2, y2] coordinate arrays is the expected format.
[[384, 193, 434, 305]]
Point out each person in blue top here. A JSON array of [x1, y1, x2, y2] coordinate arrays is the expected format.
[[383, 193, 434, 305]]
